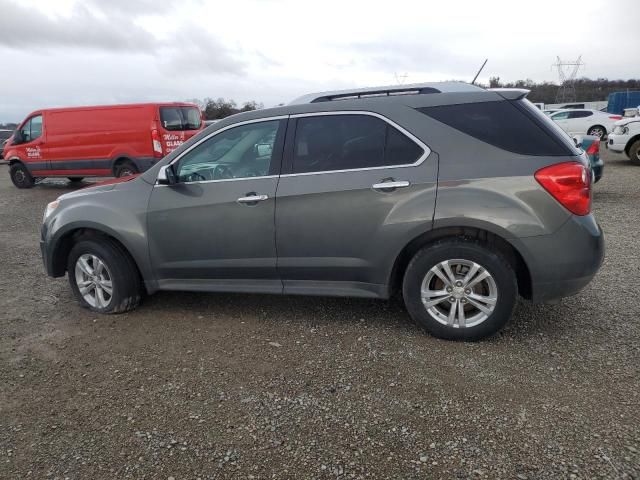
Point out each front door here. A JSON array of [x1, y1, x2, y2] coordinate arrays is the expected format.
[[147, 117, 287, 293], [275, 112, 438, 297], [16, 114, 47, 175]]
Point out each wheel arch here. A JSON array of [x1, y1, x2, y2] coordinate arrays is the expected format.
[[625, 134, 640, 156], [49, 224, 149, 291], [388, 225, 532, 300]]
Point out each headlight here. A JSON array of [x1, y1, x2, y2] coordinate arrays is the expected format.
[[613, 125, 629, 135], [43, 200, 59, 222]]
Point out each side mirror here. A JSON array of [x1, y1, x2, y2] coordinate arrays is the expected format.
[[255, 143, 273, 157], [157, 164, 178, 185]]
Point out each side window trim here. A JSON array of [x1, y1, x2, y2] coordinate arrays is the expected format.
[[162, 115, 289, 185], [282, 110, 431, 177]]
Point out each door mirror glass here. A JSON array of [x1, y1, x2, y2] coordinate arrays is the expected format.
[[255, 143, 273, 157]]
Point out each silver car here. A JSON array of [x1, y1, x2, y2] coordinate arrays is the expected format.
[[40, 82, 604, 340]]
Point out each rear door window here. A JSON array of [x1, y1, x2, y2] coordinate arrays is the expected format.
[[419, 101, 574, 156], [569, 111, 592, 119], [160, 107, 202, 131], [292, 114, 424, 174]]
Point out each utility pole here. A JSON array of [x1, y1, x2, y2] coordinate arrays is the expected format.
[[552, 56, 584, 103]]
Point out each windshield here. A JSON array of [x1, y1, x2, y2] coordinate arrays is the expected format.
[[159, 106, 202, 131]]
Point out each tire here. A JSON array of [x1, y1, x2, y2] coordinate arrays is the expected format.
[[587, 125, 606, 139], [9, 163, 35, 189], [67, 238, 142, 314], [68, 177, 84, 182], [628, 140, 640, 165], [402, 238, 517, 341], [114, 160, 138, 178]]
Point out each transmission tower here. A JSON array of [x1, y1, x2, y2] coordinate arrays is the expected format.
[[552, 56, 584, 103]]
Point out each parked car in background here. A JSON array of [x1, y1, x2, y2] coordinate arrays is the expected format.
[[573, 134, 603, 182], [543, 109, 561, 116], [0, 129, 13, 159], [549, 109, 622, 139], [40, 83, 603, 341], [3, 102, 204, 188], [608, 117, 640, 165]]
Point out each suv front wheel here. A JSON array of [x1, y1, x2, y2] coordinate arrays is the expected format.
[[402, 239, 517, 340], [67, 238, 142, 313]]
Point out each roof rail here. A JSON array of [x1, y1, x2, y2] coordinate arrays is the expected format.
[[289, 81, 484, 105]]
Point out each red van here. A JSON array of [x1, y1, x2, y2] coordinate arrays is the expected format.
[[4, 102, 204, 188]]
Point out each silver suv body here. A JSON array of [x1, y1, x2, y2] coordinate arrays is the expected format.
[[41, 82, 604, 340]]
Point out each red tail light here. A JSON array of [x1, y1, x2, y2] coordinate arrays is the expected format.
[[608, 115, 622, 120], [586, 139, 600, 156], [535, 162, 591, 216], [151, 129, 163, 158]]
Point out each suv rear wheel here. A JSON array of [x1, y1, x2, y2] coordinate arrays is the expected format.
[[402, 239, 517, 340], [67, 238, 142, 313], [10, 163, 35, 189]]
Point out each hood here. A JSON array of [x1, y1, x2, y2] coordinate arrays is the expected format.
[[615, 117, 640, 127], [58, 174, 140, 201]]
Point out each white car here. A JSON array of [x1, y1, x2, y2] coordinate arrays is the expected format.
[[608, 117, 640, 165], [548, 109, 623, 139]]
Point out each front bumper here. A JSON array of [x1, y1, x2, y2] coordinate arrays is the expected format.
[[515, 214, 604, 302], [607, 134, 629, 153]]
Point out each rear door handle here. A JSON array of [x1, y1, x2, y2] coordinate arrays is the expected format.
[[237, 194, 269, 204], [372, 180, 410, 191]]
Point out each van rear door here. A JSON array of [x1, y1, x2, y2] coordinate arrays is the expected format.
[[158, 106, 203, 155]]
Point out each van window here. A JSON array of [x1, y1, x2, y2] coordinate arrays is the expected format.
[[418, 101, 573, 156], [19, 115, 43, 143], [160, 107, 201, 131], [292, 114, 424, 174]]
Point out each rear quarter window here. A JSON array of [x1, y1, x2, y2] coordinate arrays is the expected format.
[[418, 100, 575, 156]]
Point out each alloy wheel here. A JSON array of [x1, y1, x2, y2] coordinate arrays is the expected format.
[[420, 259, 498, 328], [74, 254, 114, 308]]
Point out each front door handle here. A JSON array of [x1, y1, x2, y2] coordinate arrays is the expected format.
[[237, 193, 269, 205], [372, 180, 410, 192]]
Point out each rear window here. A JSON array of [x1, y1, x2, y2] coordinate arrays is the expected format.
[[160, 107, 202, 131], [418, 100, 575, 156]]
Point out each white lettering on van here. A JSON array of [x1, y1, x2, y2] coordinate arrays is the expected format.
[[26, 146, 41, 159]]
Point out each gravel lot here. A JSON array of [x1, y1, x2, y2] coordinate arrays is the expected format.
[[1, 150, 638, 479]]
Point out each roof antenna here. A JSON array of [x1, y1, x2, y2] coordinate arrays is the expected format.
[[471, 58, 488, 85]]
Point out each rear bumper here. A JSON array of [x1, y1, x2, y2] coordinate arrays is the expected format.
[[516, 214, 604, 302]]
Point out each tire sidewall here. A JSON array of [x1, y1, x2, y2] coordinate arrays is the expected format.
[[67, 240, 125, 313], [10, 163, 35, 189], [403, 241, 517, 340], [115, 161, 138, 178]]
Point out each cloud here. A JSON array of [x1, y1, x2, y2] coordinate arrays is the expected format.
[[0, 0, 157, 51]]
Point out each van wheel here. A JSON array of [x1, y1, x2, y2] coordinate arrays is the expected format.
[[628, 140, 640, 165], [115, 161, 138, 178], [9, 163, 35, 189], [68, 177, 84, 182], [67, 238, 142, 314], [402, 239, 517, 341]]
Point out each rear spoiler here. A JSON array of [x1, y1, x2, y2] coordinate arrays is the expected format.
[[488, 88, 530, 100]]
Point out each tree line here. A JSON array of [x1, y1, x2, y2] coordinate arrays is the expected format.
[[486, 77, 640, 104]]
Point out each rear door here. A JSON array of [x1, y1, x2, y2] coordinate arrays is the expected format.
[[147, 117, 287, 292], [275, 112, 437, 297], [568, 110, 593, 134], [158, 105, 203, 156]]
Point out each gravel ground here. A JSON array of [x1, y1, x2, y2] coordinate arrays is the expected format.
[[0, 150, 638, 479]]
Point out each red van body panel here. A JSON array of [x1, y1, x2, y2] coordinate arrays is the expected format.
[[4, 102, 204, 180]]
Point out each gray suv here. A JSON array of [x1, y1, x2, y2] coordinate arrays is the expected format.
[[40, 82, 604, 340]]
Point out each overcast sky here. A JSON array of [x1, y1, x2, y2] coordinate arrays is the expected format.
[[0, 0, 638, 122]]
